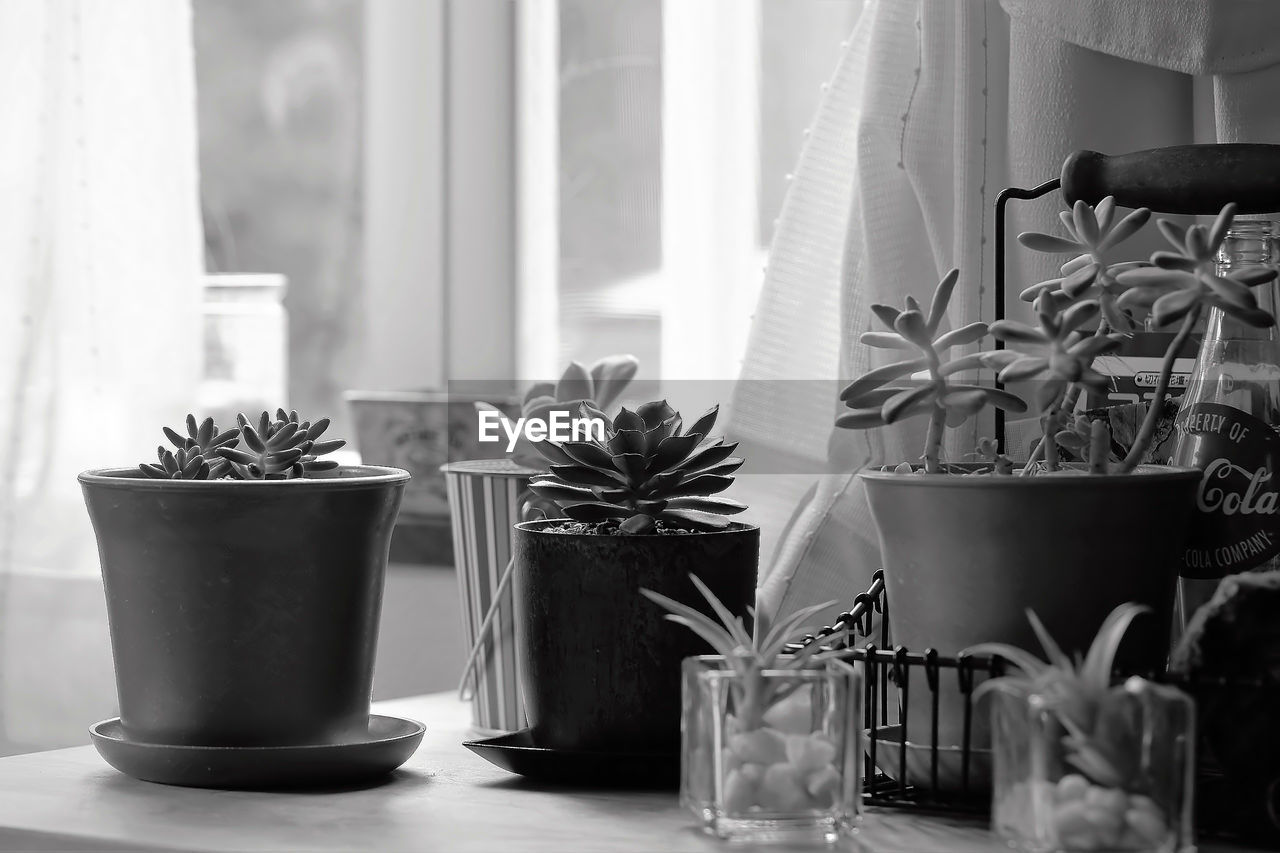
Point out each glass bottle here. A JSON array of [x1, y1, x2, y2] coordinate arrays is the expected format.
[[1170, 220, 1280, 631]]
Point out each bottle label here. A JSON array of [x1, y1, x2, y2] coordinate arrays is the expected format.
[[1174, 402, 1280, 579]]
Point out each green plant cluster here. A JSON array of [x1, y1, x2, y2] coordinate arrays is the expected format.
[[138, 410, 345, 480]]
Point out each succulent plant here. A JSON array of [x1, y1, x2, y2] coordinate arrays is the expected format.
[[1018, 198, 1151, 332], [137, 410, 345, 481], [837, 269, 1028, 473], [527, 399, 745, 533], [140, 415, 240, 480], [476, 354, 639, 467], [836, 198, 1279, 476], [966, 603, 1151, 789], [216, 410, 345, 480]]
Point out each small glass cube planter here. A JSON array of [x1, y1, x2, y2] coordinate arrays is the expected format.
[[991, 677, 1195, 853], [680, 655, 861, 843]]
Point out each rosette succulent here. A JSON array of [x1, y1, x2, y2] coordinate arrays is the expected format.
[[138, 409, 345, 480], [527, 399, 745, 533]]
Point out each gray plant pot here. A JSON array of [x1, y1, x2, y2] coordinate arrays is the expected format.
[[79, 466, 409, 747], [860, 464, 1199, 787], [512, 520, 759, 753]]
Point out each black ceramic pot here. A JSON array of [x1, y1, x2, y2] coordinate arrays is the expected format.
[[79, 466, 409, 747], [512, 519, 759, 753]]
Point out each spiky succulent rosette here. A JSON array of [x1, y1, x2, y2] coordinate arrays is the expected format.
[[216, 409, 345, 480], [967, 603, 1151, 789], [137, 410, 345, 481], [528, 400, 745, 533], [140, 414, 239, 480]]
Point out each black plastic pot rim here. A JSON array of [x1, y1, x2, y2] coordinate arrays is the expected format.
[[78, 465, 410, 491], [859, 464, 1199, 489], [514, 519, 759, 539]]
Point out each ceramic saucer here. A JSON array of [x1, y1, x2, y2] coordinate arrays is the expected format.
[[463, 728, 678, 787], [89, 714, 425, 789]]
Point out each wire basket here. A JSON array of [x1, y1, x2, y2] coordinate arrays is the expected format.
[[791, 570, 1280, 844]]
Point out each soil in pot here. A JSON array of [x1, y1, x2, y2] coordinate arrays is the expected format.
[[79, 465, 409, 747], [513, 519, 759, 753]]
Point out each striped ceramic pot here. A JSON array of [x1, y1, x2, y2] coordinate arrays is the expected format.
[[441, 459, 543, 732]]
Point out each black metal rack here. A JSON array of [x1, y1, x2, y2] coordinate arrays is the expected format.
[[791, 570, 1280, 843]]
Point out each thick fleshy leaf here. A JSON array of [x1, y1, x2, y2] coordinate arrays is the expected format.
[[933, 321, 989, 351], [665, 496, 747, 515], [607, 429, 647, 456], [882, 384, 939, 424], [216, 447, 257, 465], [687, 458, 744, 478], [835, 409, 888, 429], [977, 350, 1020, 370], [1116, 266, 1195, 289], [531, 439, 575, 467], [1216, 299, 1276, 328], [937, 352, 988, 378], [1060, 253, 1094, 276], [948, 384, 1028, 413], [1150, 251, 1197, 272], [613, 407, 644, 433], [941, 388, 987, 418], [1081, 603, 1150, 689], [683, 406, 718, 442], [1207, 202, 1237, 253], [1094, 197, 1116, 232], [926, 268, 961, 335], [1058, 209, 1077, 238], [1018, 232, 1081, 254], [647, 432, 702, 473], [242, 425, 266, 454], [1097, 207, 1150, 252], [562, 502, 632, 522], [659, 508, 733, 531], [619, 514, 657, 534], [614, 453, 648, 483], [1069, 334, 1124, 360], [1115, 287, 1165, 310], [860, 331, 914, 350], [644, 415, 682, 452], [839, 358, 927, 401], [677, 440, 739, 474], [893, 309, 933, 349], [845, 386, 914, 409], [988, 320, 1049, 345], [1156, 218, 1187, 250], [1101, 296, 1134, 332], [1185, 225, 1210, 261], [1151, 289, 1201, 327], [588, 354, 639, 410], [559, 440, 616, 470], [522, 382, 556, 407], [664, 474, 735, 497], [548, 463, 623, 488], [1060, 300, 1100, 333], [1061, 263, 1099, 299], [1229, 266, 1279, 287], [527, 480, 597, 504], [997, 356, 1049, 382], [1035, 379, 1068, 413], [637, 399, 677, 429], [870, 303, 901, 330], [1021, 279, 1060, 302], [555, 361, 594, 405], [1205, 273, 1258, 310], [1073, 200, 1100, 247]]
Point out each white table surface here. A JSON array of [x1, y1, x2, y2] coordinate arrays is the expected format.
[[0, 693, 1254, 853]]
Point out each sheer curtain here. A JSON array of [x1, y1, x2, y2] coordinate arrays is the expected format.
[[0, 0, 202, 752], [730, 0, 1280, 622]]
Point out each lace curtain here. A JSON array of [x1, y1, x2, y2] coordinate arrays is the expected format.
[[0, 0, 202, 751], [730, 0, 1280, 622]]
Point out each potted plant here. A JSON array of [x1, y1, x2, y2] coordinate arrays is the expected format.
[[444, 355, 640, 734], [79, 410, 409, 748], [643, 578, 860, 843], [836, 200, 1271, 761], [513, 400, 759, 753], [969, 604, 1195, 852]]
